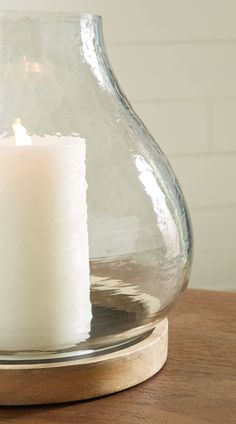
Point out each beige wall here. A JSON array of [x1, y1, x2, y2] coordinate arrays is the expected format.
[[1, 1, 236, 291]]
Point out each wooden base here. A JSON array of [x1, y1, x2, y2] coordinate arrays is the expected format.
[[0, 319, 168, 405]]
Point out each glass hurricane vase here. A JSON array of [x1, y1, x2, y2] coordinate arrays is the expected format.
[[0, 11, 193, 362]]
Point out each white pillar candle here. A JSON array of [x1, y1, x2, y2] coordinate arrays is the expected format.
[[0, 122, 92, 352]]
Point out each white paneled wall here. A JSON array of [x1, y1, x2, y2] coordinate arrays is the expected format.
[[1, 0, 236, 291]]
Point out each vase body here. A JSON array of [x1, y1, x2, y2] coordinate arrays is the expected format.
[[0, 11, 192, 361]]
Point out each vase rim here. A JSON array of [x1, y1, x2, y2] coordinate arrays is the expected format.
[[0, 10, 102, 23]]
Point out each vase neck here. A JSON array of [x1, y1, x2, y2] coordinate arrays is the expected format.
[[0, 11, 106, 73], [0, 11, 115, 135]]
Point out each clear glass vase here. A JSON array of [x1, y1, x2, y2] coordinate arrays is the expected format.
[[0, 11, 193, 362]]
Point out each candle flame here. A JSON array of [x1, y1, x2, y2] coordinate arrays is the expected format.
[[12, 118, 32, 146]]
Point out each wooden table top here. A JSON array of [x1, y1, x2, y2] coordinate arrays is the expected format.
[[0, 289, 235, 424]]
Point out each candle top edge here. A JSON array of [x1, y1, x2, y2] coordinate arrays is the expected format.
[[0, 135, 86, 147]]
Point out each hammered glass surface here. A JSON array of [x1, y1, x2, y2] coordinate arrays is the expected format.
[[0, 11, 193, 361]]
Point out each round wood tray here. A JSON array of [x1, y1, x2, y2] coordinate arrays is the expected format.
[[0, 318, 168, 405]]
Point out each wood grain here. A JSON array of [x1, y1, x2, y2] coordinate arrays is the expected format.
[[0, 289, 235, 423]]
